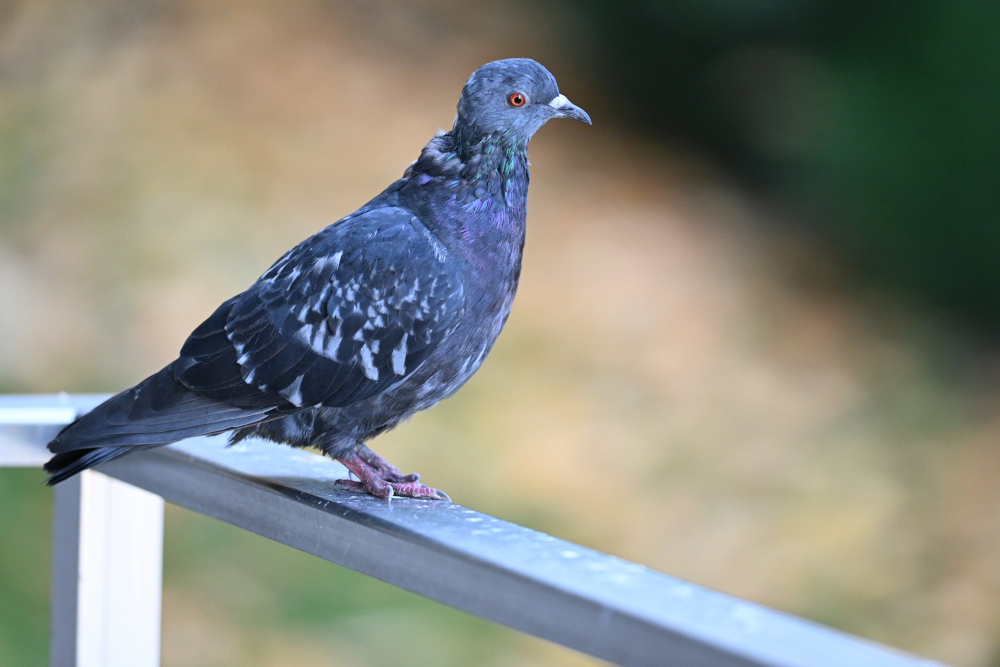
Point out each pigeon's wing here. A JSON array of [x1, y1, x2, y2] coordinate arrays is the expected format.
[[176, 206, 465, 409]]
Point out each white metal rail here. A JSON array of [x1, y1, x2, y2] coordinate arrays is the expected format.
[[0, 394, 946, 667]]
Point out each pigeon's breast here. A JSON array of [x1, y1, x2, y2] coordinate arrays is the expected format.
[[419, 224, 523, 396], [349, 215, 525, 432]]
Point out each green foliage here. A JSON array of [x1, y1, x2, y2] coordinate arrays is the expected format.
[[0, 469, 51, 666], [576, 0, 1000, 328]]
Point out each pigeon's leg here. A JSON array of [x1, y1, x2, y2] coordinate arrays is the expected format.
[[334, 450, 450, 501], [353, 443, 420, 483]]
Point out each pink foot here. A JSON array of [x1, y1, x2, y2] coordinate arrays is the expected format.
[[335, 448, 450, 501], [353, 443, 420, 483]]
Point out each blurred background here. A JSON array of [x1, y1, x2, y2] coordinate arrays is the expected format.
[[2, 0, 1000, 665]]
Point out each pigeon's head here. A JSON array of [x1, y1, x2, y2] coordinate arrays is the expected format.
[[454, 59, 591, 144]]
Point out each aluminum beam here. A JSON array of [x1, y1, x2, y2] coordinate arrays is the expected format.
[[1, 394, 946, 667], [50, 472, 163, 667]]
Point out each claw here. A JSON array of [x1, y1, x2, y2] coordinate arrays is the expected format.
[[335, 447, 449, 501]]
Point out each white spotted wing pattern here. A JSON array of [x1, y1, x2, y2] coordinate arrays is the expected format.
[[176, 207, 465, 409]]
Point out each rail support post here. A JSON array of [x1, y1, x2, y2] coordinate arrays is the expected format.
[[50, 470, 164, 667]]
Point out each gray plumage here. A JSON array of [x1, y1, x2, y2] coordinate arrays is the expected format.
[[44, 58, 590, 499]]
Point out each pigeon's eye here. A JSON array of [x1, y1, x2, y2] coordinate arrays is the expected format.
[[507, 92, 527, 107]]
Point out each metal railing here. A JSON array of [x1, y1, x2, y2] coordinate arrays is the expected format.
[[0, 394, 946, 667]]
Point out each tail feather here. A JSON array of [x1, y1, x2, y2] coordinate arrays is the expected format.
[[44, 447, 134, 486], [44, 360, 281, 484], [57, 406, 252, 443]]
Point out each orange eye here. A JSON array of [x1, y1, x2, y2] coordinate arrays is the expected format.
[[507, 92, 527, 107]]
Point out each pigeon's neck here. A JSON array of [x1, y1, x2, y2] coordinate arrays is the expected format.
[[405, 125, 529, 207], [452, 121, 527, 164], [399, 125, 529, 282]]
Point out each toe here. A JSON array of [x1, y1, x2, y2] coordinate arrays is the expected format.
[[388, 481, 451, 501], [383, 471, 420, 483], [334, 477, 394, 499], [334, 479, 362, 492]]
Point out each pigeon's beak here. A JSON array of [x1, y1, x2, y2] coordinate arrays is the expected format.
[[548, 94, 592, 125]]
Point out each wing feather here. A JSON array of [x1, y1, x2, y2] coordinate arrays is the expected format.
[[175, 207, 465, 409]]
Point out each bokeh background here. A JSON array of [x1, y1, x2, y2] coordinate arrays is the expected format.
[[2, 0, 1000, 665]]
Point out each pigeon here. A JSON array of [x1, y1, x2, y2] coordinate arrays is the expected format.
[[44, 58, 590, 500]]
